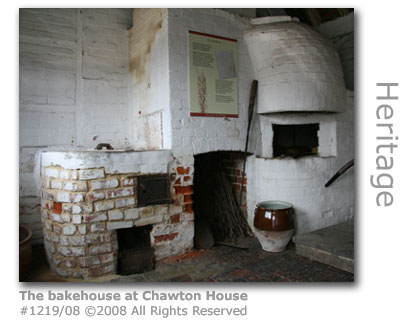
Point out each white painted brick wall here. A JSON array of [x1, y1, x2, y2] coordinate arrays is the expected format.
[[128, 9, 171, 150], [19, 9, 133, 243], [167, 9, 255, 157]]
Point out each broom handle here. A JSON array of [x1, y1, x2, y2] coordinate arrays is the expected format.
[[239, 80, 258, 208]]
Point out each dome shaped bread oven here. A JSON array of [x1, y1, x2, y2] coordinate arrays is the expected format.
[[244, 18, 346, 113]]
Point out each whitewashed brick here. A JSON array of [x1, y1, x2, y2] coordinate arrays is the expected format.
[[79, 168, 105, 180], [63, 259, 77, 268], [55, 191, 70, 202], [138, 206, 154, 218], [45, 168, 59, 178], [84, 234, 106, 244], [64, 181, 88, 192], [69, 236, 86, 246], [44, 220, 52, 231], [56, 268, 70, 277], [70, 193, 84, 203], [106, 187, 134, 199], [134, 215, 163, 227], [124, 208, 139, 220], [169, 205, 183, 214], [82, 203, 94, 213], [51, 180, 63, 190], [90, 223, 105, 233], [79, 256, 100, 267], [108, 209, 123, 220], [59, 236, 69, 246], [107, 221, 133, 230], [42, 178, 51, 189], [59, 170, 70, 180], [63, 225, 76, 235], [122, 177, 134, 186], [92, 178, 119, 190], [89, 243, 114, 255], [87, 190, 105, 201], [71, 170, 79, 180], [154, 205, 168, 216], [58, 246, 85, 257], [78, 225, 87, 234], [94, 200, 115, 212], [72, 215, 82, 224], [72, 205, 82, 214], [182, 212, 194, 221], [51, 213, 70, 223], [51, 234, 59, 243], [116, 197, 135, 208], [84, 213, 107, 223]]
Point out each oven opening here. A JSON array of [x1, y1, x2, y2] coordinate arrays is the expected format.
[[273, 123, 319, 158]]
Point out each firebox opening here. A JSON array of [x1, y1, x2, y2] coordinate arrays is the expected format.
[[117, 226, 155, 275], [273, 123, 319, 158], [193, 152, 252, 250]]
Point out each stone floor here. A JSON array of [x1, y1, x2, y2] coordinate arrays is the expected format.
[[25, 237, 353, 282], [293, 221, 354, 273]]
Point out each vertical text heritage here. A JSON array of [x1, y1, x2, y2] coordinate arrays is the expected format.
[[371, 83, 399, 206]]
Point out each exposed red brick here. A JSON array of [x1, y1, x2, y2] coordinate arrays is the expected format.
[[183, 176, 191, 182], [234, 184, 246, 192], [53, 202, 62, 214], [237, 177, 247, 184], [87, 191, 105, 201], [183, 194, 193, 204], [174, 185, 193, 195], [174, 177, 182, 186], [161, 250, 205, 264], [170, 213, 181, 224], [154, 232, 179, 243], [234, 160, 244, 169], [89, 264, 114, 278], [232, 153, 245, 160], [45, 201, 53, 210], [233, 169, 241, 176], [184, 203, 194, 213], [176, 167, 190, 175]]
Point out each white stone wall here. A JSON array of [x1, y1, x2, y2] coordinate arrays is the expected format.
[[19, 9, 132, 242], [246, 90, 354, 235], [128, 9, 172, 150], [167, 9, 255, 157]]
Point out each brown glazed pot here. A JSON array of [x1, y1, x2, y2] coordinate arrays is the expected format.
[[254, 201, 294, 232], [19, 224, 32, 281]]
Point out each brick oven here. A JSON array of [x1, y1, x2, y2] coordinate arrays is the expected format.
[[40, 150, 194, 279]]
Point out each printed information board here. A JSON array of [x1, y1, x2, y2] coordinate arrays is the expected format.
[[189, 30, 238, 117]]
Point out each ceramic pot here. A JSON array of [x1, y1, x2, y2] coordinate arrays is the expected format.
[[253, 201, 294, 252], [254, 201, 294, 231]]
